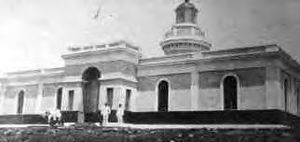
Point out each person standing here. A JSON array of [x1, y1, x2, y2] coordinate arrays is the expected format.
[[116, 104, 124, 125], [101, 103, 111, 126]]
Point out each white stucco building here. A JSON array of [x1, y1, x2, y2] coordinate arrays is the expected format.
[[1, 0, 300, 122]]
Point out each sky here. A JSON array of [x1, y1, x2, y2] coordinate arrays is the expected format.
[[0, 0, 300, 74]]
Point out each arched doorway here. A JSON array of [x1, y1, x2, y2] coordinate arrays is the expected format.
[[223, 76, 238, 110], [56, 88, 63, 109], [158, 80, 169, 112], [17, 90, 25, 114], [284, 79, 288, 112], [82, 67, 101, 113]]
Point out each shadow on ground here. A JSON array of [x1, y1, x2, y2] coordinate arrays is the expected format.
[[0, 123, 297, 142]]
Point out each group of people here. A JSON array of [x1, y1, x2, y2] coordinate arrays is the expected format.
[[44, 109, 63, 128], [101, 103, 124, 126], [44, 103, 125, 127]]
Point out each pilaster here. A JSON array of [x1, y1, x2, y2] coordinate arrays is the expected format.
[[74, 87, 83, 111], [113, 86, 123, 110], [61, 88, 68, 111], [76, 86, 84, 123], [35, 82, 44, 113], [130, 88, 137, 112], [265, 66, 282, 110], [98, 85, 105, 110], [191, 70, 199, 110], [119, 86, 126, 107], [0, 85, 6, 114], [290, 77, 297, 114]]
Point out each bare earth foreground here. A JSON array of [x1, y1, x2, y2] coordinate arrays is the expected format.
[[0, 123, 298, 142]]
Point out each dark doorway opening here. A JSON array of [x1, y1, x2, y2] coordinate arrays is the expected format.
[[125, 89, 131, 111], [158, 81, 169, 112], [223, 76, 238, 110], [284, 79, 288, 112], [82, 67, 101, 113], [56, 88, 62, 109], [106, 88, 114, 108], [297, 88, 300, 113], [17, 91, 25, 114], [68, 90, 74, 110]]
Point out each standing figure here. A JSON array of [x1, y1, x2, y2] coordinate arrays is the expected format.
[[101, 103, 111, 126], [116, 104, 124, 125]]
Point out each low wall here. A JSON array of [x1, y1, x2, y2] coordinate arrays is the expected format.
[[0, 115, 47, 124], [84, 110, 117, 123], [0, 111, 81, 124], [61, 111, 81, 122], [124, 109, 300, 127], [0, 110, 299, 126]]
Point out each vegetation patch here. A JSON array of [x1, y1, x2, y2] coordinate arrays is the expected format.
[[0, 123, 297, 142]]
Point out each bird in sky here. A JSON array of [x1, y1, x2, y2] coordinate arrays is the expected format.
[[93, 6, 101, 20]]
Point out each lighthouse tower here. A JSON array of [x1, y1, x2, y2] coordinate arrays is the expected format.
[[160, 0, 211, 55]]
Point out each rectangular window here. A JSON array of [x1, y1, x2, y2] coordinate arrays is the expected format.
[[125, 89, 131, 111], [68, 90, 74, 111], [106, 88, 114, 108], [17, 91, 25, 114], [56, 88, 63, 110]]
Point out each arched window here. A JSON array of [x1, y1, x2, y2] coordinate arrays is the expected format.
[[158, 80, 169, 112], [284, 79, 289, 112], [17, 90, 25, 114], [223, 76, 238, 110], [56, 88, 63, 109]]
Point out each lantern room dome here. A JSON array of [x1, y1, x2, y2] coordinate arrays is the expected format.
[[160, 0, 211, 55]]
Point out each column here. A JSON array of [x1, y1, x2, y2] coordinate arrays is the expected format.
[[191, 70, 199, 111], [35, 82, 44, 113], [265, 66, 282, 110]]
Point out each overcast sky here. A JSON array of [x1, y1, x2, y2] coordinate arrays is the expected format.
[[0, 0, 300, 74]]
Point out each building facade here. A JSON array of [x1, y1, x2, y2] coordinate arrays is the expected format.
[[1, 0, 300, 120]]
